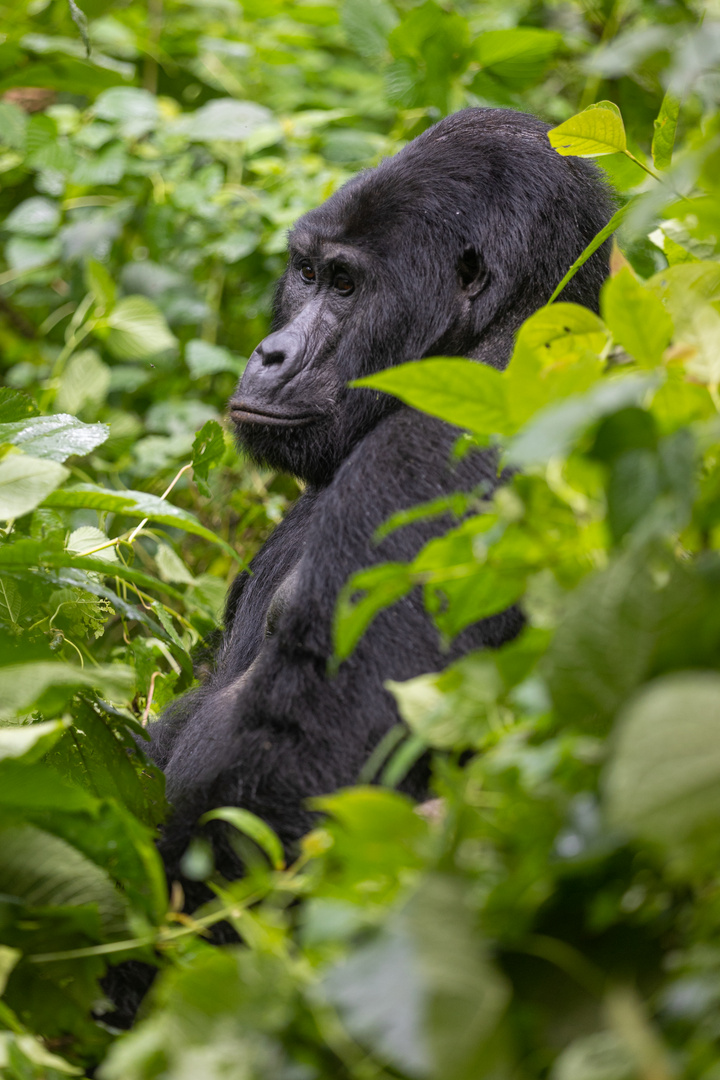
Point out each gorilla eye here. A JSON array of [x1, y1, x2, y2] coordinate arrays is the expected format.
[[299, 261, 315, 283], [333, 273, 354, 296]]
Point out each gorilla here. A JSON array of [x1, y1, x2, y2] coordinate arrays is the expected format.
[[148, 107, 612, 908]]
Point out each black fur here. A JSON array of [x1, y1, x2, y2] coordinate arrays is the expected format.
[[111, 109, 612, 1015]]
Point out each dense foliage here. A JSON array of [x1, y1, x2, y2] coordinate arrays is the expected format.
[[1, 0, 720, 1076]]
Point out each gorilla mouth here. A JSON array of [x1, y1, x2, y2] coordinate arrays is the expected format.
[[229, 402, 318, 428]]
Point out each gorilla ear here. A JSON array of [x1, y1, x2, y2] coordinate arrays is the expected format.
[[458, 246, 489, 299]]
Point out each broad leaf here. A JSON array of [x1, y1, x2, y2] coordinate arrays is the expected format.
[[0, 720, 68, 763], [605, 672, 720, 845], [186, 340, 244, 378], [0, 414, 108, 462], [102, 296, 177, 360], [0, 454, 68, 520], [0, 824, 126, 934], [476, 28, 562, 88], [548, 101, 627, 157], [353, 358, 507, 436], [43, 484, 238, 556], [505, 373, 658, 467], [0, 661, 134, 720], [601, 267, 674, 367], [4, 196, 59, 236]]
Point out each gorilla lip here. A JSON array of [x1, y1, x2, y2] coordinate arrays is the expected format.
[[229, 402, 318, 427]]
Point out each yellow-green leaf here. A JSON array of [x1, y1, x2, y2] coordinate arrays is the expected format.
[[601, 267, 674, 367], [548, 101, 627, 158]]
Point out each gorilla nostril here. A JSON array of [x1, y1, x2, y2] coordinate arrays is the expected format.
[[260, 346, 286, 366]]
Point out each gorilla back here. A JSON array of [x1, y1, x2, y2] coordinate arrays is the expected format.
[[148, 107, 613, 898]]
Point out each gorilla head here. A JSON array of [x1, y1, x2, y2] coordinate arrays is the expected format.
[[230, 108, 613, 485]]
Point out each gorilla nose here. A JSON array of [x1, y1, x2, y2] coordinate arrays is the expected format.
[[256, 330, 302, 368]]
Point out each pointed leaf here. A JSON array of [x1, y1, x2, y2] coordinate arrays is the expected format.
[[548, 102, 627, 158], [353, 358, 507, 436], [0, 414, 108, 462], [201, 806, 285, 870]]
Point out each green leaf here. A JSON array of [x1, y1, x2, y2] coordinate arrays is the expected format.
[[186, 340, 245, 379], [93, 86, 159, 137], [387, 653, 503, 750], [0, 1032, 82, 1075], [0, 414, 108, 462], [0, 454, 69, 520], [476, 28, 562, 88], [173, 99, 274, 142], [103, 296, 177, 360], [601, 267, 674, 367], [605, 672, 720, 844], [333, 563, 414, 664], [544, 552, 686, 732], [0, 720, 68, 764], [155, 543, 195, 586], [505, 373, 658, 467], [657, 233, 699, 266], [548, 101, 627, 158], [353, 358, 507, 436], [0, 102, 27, 151], [85, 258, 116, 312], [548, 204, 630, 304], [0, 824, 126, 934], [0, 539, 187, 606], [42, 484, 238, 557], [6, 235, 61, 270], [191, 419, 226, 497], [552, 1032, 635, 1080], [0, 389, 39, 424], [340, 0, 398, 60], [55, 350, 111, 415], [4, 196, 60, 236], [325, 875, 509, 1079], [652, 91, 680, 170], [201, 807, 285, 870], [67, 525, 118, 563], [0, 661, 134, 720], [505, 303, 608, 429]]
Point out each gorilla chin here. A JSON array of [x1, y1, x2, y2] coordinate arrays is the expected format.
[[104, 107, 614, 1025]]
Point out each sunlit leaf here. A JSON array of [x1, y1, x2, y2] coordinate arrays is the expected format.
[[353, 358, 507, 436], [548, 101, 627, 157], [102, 296, 177, 360], [601, 267, 674, 367], [0, 414, 108, 462]]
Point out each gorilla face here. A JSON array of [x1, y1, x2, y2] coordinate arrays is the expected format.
[[230, 107, 613, 486]]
